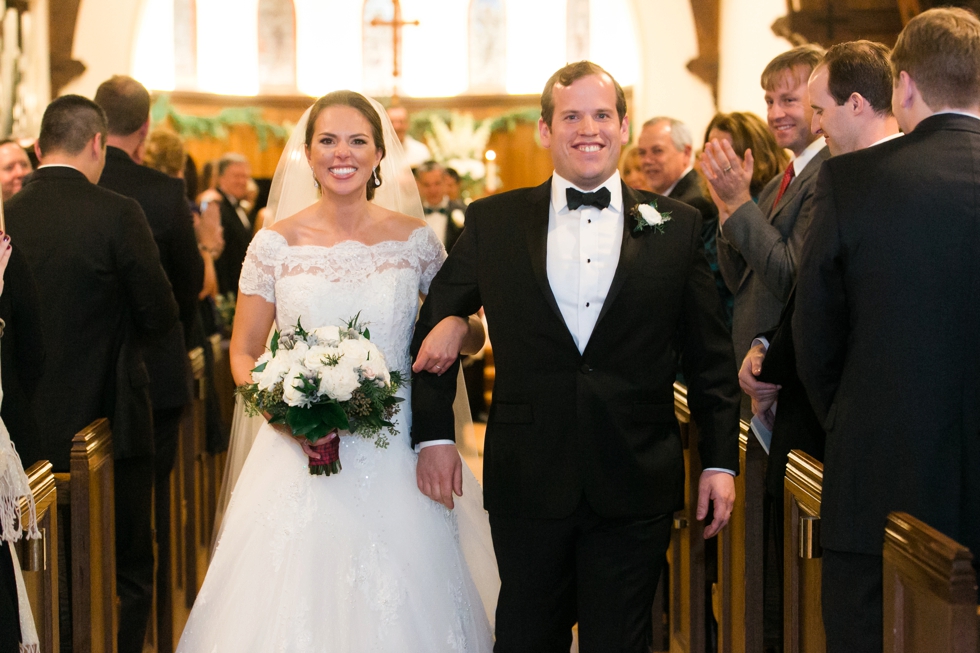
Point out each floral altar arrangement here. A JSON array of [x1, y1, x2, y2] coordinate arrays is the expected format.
[[237, 316, 403, 476]]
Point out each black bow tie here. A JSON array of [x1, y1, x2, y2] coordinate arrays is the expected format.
[[424, 206, 445, 215], [566, 186, 611, 211]]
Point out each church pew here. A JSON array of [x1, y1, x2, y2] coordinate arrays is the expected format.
[[716, 420, 766, 653], [17, 460, 60, 653], [55, 419, 117, 653], [179, 347, 211, 609], [882, 511, 978, 653], [783, 450, 825, 653], [669, 382, 706, 653]]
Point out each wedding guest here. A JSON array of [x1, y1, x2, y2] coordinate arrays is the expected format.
[[702, 45, 828, 363], [213, 153, 253, 295], [702, 112, 788, 201], [387, 105, 432, 168], [416, 160, 465, 251], [0, 141, 31, 202], [6, 95, 177, 651], [794, 13, 980, 650], [734, 40, 900, 652], [444, 166, 462, 201], [0, 234, 41, 653], [618, 145, 649, 191], [95, 75, 202, 653]]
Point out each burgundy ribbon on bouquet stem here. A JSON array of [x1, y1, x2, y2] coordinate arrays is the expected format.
[[307, 432, 342, 476]]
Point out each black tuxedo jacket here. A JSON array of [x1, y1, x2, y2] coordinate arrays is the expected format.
[[214, 189, 253, 295], [794, 114, 980, 557], [755, 289, 824, 499], [0, 246, 44, 450], [424, 200, 466, 252], [413, 178, 740, 519], [6, 167, 178, 471], [99, 146, 202, 410]]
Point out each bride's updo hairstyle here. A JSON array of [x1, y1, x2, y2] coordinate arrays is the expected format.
[[304, 91, 386, 201]]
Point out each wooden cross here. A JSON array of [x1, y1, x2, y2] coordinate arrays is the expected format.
[[369, 0, 419, 98]]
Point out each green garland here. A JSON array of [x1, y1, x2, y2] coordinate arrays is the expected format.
[[408, 107, 541, 142], [150, 95, 293, 150]]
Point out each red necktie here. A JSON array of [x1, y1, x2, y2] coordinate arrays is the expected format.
[[772, 162, 796, 208]]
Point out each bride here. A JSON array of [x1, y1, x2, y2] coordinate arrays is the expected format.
[[175, 91, 497, 652]]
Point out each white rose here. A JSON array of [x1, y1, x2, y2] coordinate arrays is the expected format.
[[253, 354, 290, 391], [637, 203, 666, 226], [282, 364, 313, 407], [318, 365, 361, 402], [338, 338, 370, 367], [311, 325, 341, 344], [304, 345, 338, 371]]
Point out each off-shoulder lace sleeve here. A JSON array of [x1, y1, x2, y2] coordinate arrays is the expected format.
[[238, 230, 284, 303], [416, 226, 447, 295]]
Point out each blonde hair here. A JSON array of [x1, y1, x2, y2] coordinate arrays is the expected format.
[[143, 130, 186, 177]]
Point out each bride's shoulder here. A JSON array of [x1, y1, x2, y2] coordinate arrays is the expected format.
[[369, 205, 428, 241], [265, 206, 316, 244]]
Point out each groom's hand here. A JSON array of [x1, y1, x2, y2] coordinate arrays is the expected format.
[[697, 470, 736, 539], [417, 443, 463, 509]]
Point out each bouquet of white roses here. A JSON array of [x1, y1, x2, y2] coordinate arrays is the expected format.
[[237, 315, 403, 476]]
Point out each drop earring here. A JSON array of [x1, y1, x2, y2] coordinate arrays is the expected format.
[[373, 167, 381, 187], [312, 170, 319, 190]]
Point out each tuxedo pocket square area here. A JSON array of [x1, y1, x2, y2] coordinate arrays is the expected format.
[[491, 402, 534, 424]]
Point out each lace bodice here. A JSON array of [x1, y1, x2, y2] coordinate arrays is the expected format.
[[239, 227, 446, 376]]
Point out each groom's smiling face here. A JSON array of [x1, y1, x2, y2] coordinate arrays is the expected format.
[[539, 73, 629, 191]]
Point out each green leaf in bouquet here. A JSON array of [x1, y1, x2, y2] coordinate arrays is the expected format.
[[295, 317, 308, 339], [252, 361, 268, 374], [286, 406, 322, 436], [270, 329, 281, 355], [316, 401, 350, 432], [363, 327, 370, 340]]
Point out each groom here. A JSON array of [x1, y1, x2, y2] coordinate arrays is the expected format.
[[411, 61, 740, 653]]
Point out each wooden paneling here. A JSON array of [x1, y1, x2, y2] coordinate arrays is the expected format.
[[67, 418, 117, 653], [669, 383, 706, 653], [17, 460, 60, 653], [882, 511, 978, 653], [716, 424, 766, 653], [783, 450, 825, 653]]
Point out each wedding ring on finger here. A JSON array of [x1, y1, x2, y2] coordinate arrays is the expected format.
[[723, 166, 732, 172]]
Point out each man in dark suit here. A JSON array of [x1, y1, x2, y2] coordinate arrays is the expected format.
[[794, 10, 980, 652], [411, 61, 740, 653], [94, 75, 204, 653], [5, 95, 177, 649], [702, 45, 830, 363], [213, 153, 253, 295], [416, 160, 466, 252], [638, 116, 731, 328]]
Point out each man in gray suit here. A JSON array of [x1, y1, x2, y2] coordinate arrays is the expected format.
[[702, 45, 829, 361]]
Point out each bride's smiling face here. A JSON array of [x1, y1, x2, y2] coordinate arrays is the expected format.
[[306, 105, 383, 198]]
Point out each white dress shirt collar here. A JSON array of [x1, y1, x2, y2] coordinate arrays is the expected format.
[[791, 137, 826, 176], [869, 132, 903, 147]]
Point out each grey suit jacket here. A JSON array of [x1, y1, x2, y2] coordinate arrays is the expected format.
[[717, 146, 830, 360]]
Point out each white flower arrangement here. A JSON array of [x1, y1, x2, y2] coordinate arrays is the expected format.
[[238, 316, 403, 476], [424, 112, 493, 190]]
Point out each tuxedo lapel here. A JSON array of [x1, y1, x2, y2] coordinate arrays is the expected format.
[[594, 182, 643, 328], [524, 179, 565, 326]]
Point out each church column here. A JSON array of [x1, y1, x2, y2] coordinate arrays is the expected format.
[[717, 0, 792, 115], [629, 0, 715, 147]]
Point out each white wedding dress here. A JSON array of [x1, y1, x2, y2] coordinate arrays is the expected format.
[[176, 227, 496, 653]]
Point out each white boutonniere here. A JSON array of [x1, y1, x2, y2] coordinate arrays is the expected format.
[[631, 200, 672, 234]]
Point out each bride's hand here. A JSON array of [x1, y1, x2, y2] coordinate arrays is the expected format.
[[413, 316, 469, 376], [269, 421, 338, 460]]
